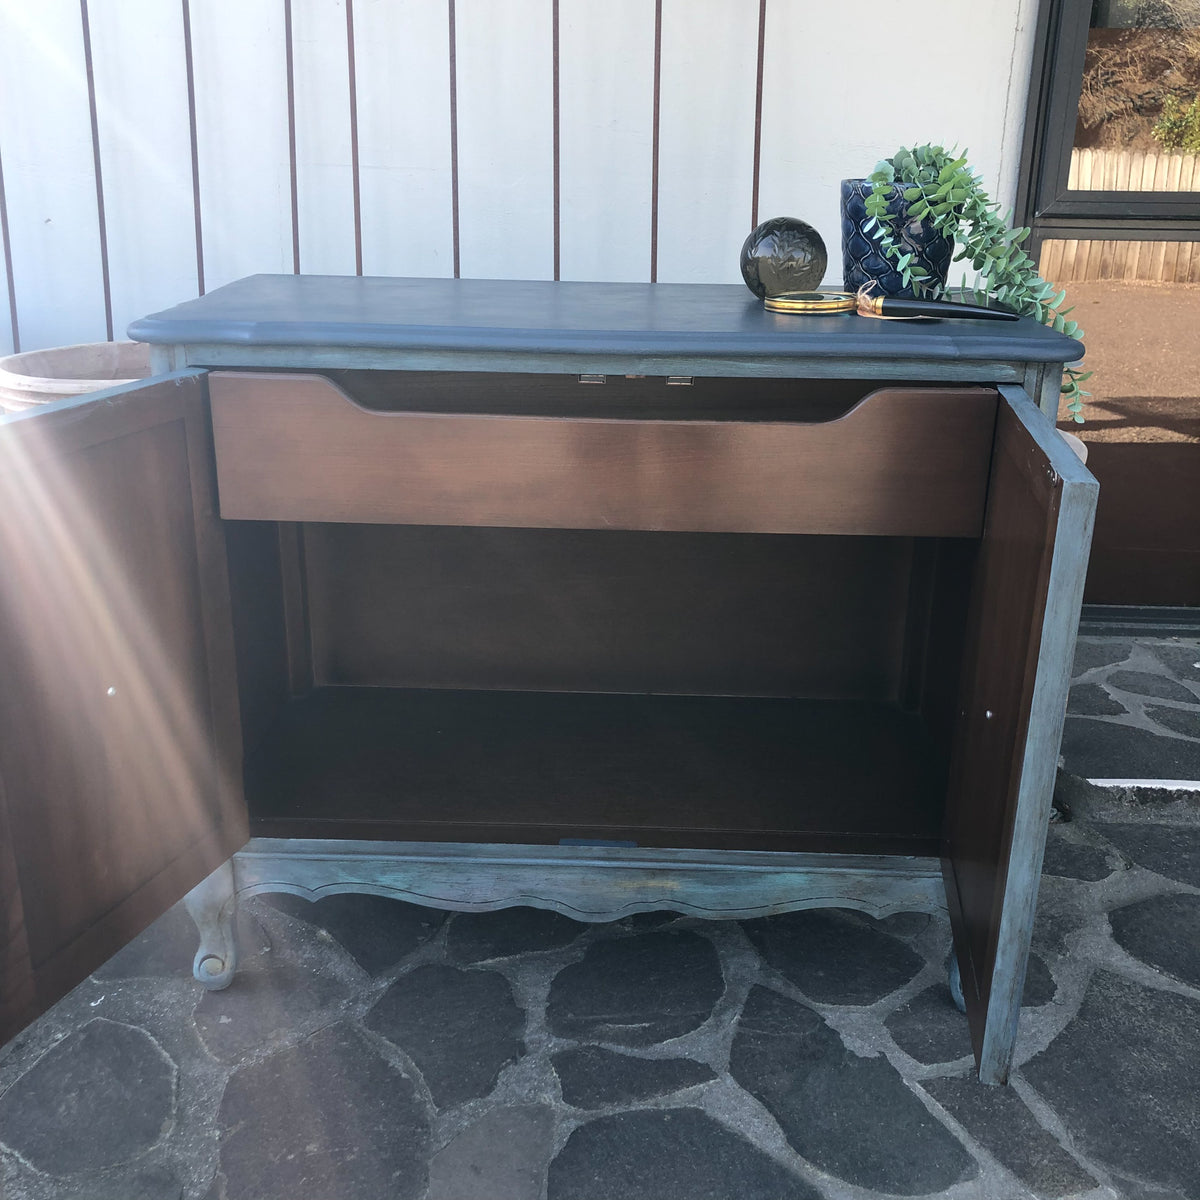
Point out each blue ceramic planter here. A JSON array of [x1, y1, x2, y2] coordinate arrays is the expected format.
[[840, 179, 953, 299]]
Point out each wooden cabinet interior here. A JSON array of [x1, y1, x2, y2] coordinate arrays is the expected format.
[[219, 370, 986, 860]]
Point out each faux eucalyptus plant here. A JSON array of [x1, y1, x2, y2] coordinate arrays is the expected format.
[[864, 144, 1090, 421]]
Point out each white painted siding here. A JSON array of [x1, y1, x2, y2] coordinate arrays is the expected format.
[[656, 0, 759, 284], [291, 0, 357, 276], [355, 0, 454, 279], [0, 0, 1038, 350], [190, 0, 293, 293], [558, 0, 656, 283], [455, 0, 555, 280], [88, 0, 198, 339], [0, 0, 107, 349], [0, 186, 14, 354]]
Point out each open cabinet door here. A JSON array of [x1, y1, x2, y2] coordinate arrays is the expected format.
[[0, 371, 246, 1043], [943, 385, 1098, 1085]]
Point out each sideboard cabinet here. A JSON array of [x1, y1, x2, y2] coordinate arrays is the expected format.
[[0, 277, 1095, 1084]]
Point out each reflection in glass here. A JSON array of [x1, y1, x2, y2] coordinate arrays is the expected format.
[[1071, 0, 1200, 191], [1038, 238, 1200, 604]]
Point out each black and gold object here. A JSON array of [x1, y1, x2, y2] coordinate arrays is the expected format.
[[855, 285, 1019, 322], [740, 218, 829, 298], [763, 287, 1018, 322], [763, 291, 856, 314]]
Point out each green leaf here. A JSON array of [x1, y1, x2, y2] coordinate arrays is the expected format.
[[936, 156, 966, 184], [869, 141, 1090, 420]]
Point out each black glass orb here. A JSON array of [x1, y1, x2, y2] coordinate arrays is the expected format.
[[740, 217, 828, 299]]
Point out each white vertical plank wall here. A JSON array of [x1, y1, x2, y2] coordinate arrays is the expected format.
[[558, 0, 656, 283], [655, 0, 760, 284], [758, 0, 1037, 290], [454, 0, 555, 281], [354, 0, 454, 279], [0, 1, 1055, 350], [88, 0, 199, 339], [757, 4, 924, 277], [0, 169, 14, 354], [0, 0, 107, 350], [190, 0, 293, 293], [290, 0, 357, 276]]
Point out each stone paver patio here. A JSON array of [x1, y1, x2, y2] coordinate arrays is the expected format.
[[0, 635, 1197, 1200]]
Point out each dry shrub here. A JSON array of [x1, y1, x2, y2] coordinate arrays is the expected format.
[[1075, 26, 1200, 151]]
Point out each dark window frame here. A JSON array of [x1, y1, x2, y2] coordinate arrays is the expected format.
[[1016, 0, 1200, 251]]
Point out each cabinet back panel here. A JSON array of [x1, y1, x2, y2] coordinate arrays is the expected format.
[[224, 521, 292, 755], [303, 525, 912, 699]]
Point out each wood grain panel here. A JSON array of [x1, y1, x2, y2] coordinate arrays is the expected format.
[[209, 372, 997, 537], [302, 524, 912, 698], [942, 390, 1097, 1081], [1081, 441, 1200, 607], [0, 774, 36, 1043], [0, 373, 245, 1037], [943, 406, 1057, 1054], [223, 520, 291, 759], [246, 688, 946, 856]]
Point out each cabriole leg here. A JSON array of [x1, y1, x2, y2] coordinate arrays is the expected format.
[[183, 861, 237, 990]]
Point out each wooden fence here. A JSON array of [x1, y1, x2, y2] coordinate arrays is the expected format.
[[1068, 147, 1197, 193], [1038, 149, 1200, 285]]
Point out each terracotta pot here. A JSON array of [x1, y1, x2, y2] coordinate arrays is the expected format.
[[1060, 430, 1088, 464], [0, 341, 151, 413]]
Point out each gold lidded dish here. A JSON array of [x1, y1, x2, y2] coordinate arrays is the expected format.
[[763, 291, 856, 315]]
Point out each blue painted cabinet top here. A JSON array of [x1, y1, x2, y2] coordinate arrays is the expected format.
[[129, 275, 1084, 371]]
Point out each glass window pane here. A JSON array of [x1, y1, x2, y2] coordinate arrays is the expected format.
[[1038, 238, 1200, 604], [1071, 1, 1200, 192]]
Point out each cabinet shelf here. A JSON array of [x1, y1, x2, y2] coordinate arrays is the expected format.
[[245, 686, 946, 855]]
